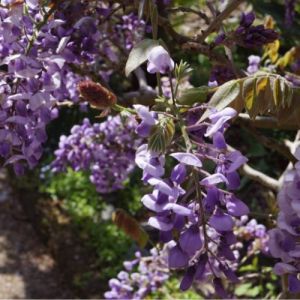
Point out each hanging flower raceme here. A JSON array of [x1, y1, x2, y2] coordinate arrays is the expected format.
[[268, 146, 300, 294], [51, 115, 141, 193], [0, 1, 147, 174], [133, 100, 249, 297], [104, 247, 169, 299]]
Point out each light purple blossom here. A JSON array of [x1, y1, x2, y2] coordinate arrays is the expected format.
[[147, 46, 175, 74]]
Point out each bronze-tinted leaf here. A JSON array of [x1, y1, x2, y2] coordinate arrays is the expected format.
[[243, 77, 257, 112], [112, 209, 149, 248]]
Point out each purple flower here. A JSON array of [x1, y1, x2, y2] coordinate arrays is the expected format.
[[247, 55, 261, 74], [205, 107, 237, 137], [134, 105, 157, 137], [168, 245, 189, 268], [179, 225, 203, 255], [147, 46, 175, 74], [226, 195, 249, 217], [170, 152, 202, 167], [209, 209, 234, 232]]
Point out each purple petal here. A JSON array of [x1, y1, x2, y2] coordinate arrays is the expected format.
[[179, 225, 203, 255], [148, 216, 173, 231], [171, 163, 187, 184], [200, 173, 229, 187], [226, 195, 249, 217], [180, 266, 196, 291], [273, 263, 297, 275], [147, 46, 174, 74], [133, 105, 156, 126], [168, 245, 189, 268], [170, 152, 202, 167], [210, 210, 234, 232], [163, 203, 191, 216], [288, 274, 300, 293]]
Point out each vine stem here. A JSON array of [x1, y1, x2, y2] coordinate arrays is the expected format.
[[168, 74, 210, 264]]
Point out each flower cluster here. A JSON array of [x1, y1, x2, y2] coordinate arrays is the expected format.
[[104, 248, 169, 299], [0, 1, 146, 174], [234, 13, 278, 48], [115, 13, 147, 51], [268, 146, 300, 294], [51, 115, 141, 193], [235, 216, 269, 255], [133, 101, 249, 297]]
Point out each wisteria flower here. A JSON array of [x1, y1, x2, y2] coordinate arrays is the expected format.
[[147, 46, 175, 74]]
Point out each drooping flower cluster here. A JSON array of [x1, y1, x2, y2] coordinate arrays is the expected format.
[[234, 13, 279, 48], [213, 12, 278, 51], [268, 146, 300, 294], [51, 115, 141, 193], [104, 248, 169, 299], [0, 1, 147, 174], [133, 101, 249, 297]]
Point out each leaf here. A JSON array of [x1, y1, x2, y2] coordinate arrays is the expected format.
[[235, 283, 261, 297], [112, 209, 149, 248], [125, 39, 159, 77], [149, 1, 158, 40], [276, 47, 296, 69], [177, 86, 209, 105], [255, 76, 272, 115], [243, 77, 257, 113], [148, 118, 175, 154], [138, 0, 147, 19], [272, 77, 281, 107], [284, 82, 294, 108], [200, 80, 241, 121], [264, 40, 280, 63]]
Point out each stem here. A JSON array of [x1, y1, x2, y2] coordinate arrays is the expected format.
[[168, 74, 210, 257], [113, 104, 136, 114], [196, 0, 245, 43]]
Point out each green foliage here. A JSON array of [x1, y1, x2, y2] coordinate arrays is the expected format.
[[41, 168, 143, 281], [177, 86, 210, 105], [201, 72, 300, 129], [149, 277, 202, 299]]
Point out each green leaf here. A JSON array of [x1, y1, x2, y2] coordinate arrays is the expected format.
[[235, 283, 261, 297], [177, 86, 209, 105], [148, 118, 175, 154], [200, 79, 241, 121], [175, 60, 193, 81], [125, 39, 159, 77]]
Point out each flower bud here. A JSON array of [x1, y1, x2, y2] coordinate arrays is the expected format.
[[78, 80, 117, 109]]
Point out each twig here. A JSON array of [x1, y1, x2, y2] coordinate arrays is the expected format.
[[166, 7, 210, 24], [238, 113, 297, 130], [196, 0, 245, 43], [240, 163, 280, 192], [237, 119, 297, 164], [279, 130, 300, 185]]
